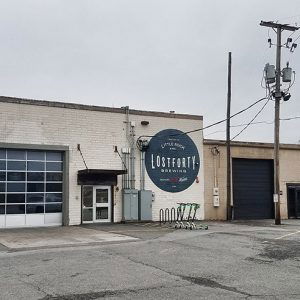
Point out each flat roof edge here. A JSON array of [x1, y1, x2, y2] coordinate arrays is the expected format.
[[204, 139, 300, 150], [0, 96, 203, 121]]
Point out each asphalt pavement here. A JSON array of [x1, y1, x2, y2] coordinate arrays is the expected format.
[[0, 220, 299, 299]]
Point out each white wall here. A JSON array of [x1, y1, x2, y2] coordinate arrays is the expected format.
[[0, 101, 204, 224]]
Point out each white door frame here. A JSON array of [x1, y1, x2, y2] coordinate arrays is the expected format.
[[93, 185, 111, 223]]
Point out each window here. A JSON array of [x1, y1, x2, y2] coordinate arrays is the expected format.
[[7, 150, 26, 160], [7, 172, 25, 181], [0, 172, 6, 181], [7, 194, 25, 203], [7, 161, 26, 170], [0, 161, 5, 170], [28, 172, 44, 181], [27, 161, 45, 171]]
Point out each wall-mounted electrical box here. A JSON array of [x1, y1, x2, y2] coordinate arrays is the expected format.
[[152, 192, 155, 201], [213, 195, 220, 207], [138, 190, 152, 221], [122, 189, 138, 221], [213, 187, 219, 196], [121, 148, 131, 154]]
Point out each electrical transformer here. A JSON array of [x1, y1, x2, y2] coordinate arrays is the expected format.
[[264, 63, 276, 84], [282, 65, 292, 82]]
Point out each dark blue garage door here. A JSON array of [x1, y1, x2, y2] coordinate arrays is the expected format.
[[232, 158, 274, 219]]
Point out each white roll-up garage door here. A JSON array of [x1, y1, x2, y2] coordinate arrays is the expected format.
[[0, 149, 63, 228]]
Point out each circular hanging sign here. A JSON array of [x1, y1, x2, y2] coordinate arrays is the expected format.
[[145, 129, 200, 193]]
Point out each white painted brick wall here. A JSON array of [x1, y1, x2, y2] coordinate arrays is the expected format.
[[0, 101, 204, 225]]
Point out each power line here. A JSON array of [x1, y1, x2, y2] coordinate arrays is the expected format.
[[281, 116, 300, 121], [180, 97, 268, 136], [205, 116, 300, 137], [136, 96, 268, 142], [292, 32, 300, 43], [231, 98, 271, 141]]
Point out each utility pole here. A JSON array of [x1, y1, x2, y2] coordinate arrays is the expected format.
[[226, 52, 232, 220], [260, 21, 299, 225]]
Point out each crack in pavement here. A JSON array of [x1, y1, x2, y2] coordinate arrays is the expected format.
[[39, 284, 174, 300], [104, 249, 252, 297], [180, 275, 251, 296]]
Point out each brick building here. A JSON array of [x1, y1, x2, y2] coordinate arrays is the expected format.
[[204, 139, 300, 220], [0, 96, 204, 228]]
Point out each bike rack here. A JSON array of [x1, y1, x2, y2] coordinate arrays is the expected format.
[[170, 207, 176, 223], [159, 208, 164, 225], [159, 203, 208, 230]]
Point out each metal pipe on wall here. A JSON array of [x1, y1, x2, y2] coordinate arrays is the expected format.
[[140, 150, 145, 190], [130, 123, 136, 189], [124, 106, 136, 190]]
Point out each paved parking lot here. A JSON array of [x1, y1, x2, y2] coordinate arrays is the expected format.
[[0, 220, 299, 299]]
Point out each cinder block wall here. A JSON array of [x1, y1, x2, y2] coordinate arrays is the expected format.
[[204, 139, 300, 220], [0, 98, 204, 225]]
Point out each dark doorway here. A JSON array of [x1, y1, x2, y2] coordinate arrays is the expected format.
[[287, 184, 300, 218], [232, 158, 274, 219]]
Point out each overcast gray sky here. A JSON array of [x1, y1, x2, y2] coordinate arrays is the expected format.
[[1, 0, 300, 143]]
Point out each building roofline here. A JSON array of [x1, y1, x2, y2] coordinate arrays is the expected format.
[[0, 95, 203, 121], [204, 139, 300, 150]]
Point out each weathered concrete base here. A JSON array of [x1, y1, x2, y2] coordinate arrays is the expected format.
[[0, 226, 137, 249]]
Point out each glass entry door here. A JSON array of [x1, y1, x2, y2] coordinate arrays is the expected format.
[[93, 186, 111, 222], [82, 186, 111, 223]]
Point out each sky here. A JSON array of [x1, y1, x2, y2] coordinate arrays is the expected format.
[[0, 0, 300, 143]]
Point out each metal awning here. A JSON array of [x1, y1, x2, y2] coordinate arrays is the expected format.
[[77, 169, 126, 185]]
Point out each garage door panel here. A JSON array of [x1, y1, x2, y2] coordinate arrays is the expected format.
[[233, 158, 274, 220]]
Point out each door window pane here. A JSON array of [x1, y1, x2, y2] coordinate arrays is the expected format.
[[46, 193, 62, 203], [7, 183, 25, 192], [0, 205, 4, 214], [96, 207, 108, 220], [27, 161, 45, 171], [27, 172, 44, 181], [7, 172, 25, 181], [96, 189, 108, 203], [27, 183, 44, 193], [6, 204, 25, 214], [46, 162, 62, 171], [83, 208, 93, 221], [0, 150, 5, 159], [0, 172, 5, 181], [0, 183, 5, 192], [45, 203, 62, 213], [7, 194, 25, 203], [7, 161, 26, 171], [46, 152, 62, 161], [46, 173, 62, 181], [26, 204, 44, 214], [0, 161, 5, 170], [7, 150, 25, 160], [0, 194, 5, 203], [27, 151, 45, 161], [82, 186, 93, 207], [27, 193, 44, 203]]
